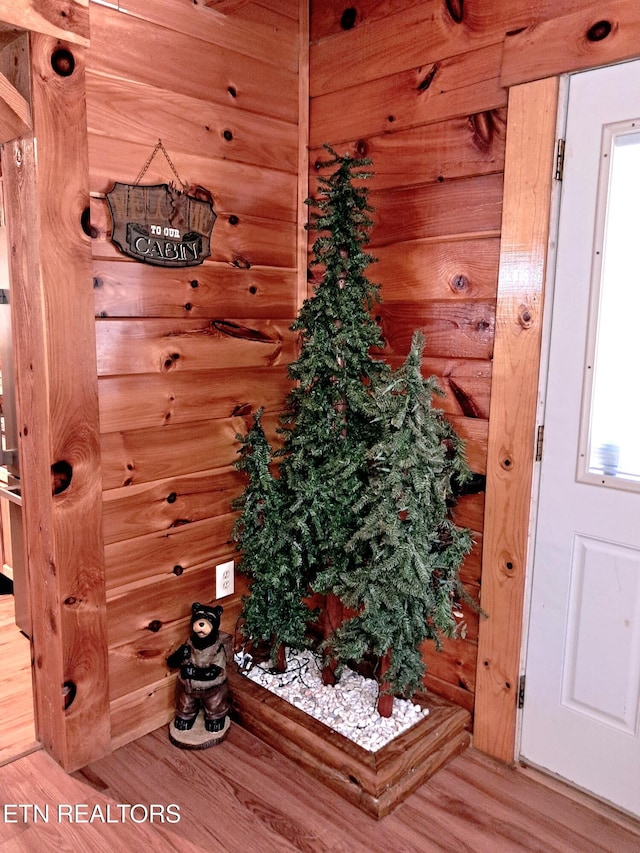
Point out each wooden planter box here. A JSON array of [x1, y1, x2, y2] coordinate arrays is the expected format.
[[227, 667, 471, 819]]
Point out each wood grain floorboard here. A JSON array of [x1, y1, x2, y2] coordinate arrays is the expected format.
[[0, 593, 38, 768], [0, 588, 638, 850], [0, 720, 638, 852]]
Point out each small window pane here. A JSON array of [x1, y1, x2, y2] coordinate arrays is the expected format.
[[588, 129, 640, 483]]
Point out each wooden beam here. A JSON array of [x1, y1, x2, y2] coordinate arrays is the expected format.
[[297, 0, 309, 308], [0, 1, 89, 46], [0, 70, 31, 141], [473, 77, 558, 762], [0, 31, 31, 141], [501, 0, 640, 88], [4, 32, 109, 771]]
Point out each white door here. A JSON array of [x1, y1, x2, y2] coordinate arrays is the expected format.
[[520, 59, 640, 818]]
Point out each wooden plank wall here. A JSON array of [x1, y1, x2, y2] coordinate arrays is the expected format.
[[10, 0, 636, 763], [86, 0, 305, 748], [308, 0, 640, 718]]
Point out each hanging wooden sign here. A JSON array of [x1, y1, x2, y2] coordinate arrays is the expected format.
[[106, 181, 217, 268], [105, 140, 217, 268]]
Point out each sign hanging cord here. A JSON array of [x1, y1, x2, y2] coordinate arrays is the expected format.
[[134, 139, 188, 191]]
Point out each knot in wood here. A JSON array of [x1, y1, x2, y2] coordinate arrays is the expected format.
[[518, 305, 533, 329], [51, 48, 75, 77], [51, 461, 72, 495], [81, 207, 98, 239], [470, 111, 494, 150], [340, 7, 357, 30], [162, 352, 180, 371], [137, 649, 161, 660], [417, 64, 438, 93], [232, 403, 253, 417], [445, 0, 464, 24], [451, 274, 469, 293], [147, 620, 162, 633], [63, 681, 77, 710], [586, 20, 612, 41]]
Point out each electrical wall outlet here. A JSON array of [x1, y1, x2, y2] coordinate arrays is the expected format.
[[215, 559, 234, 599]]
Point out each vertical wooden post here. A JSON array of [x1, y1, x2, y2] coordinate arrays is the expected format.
[[473, 77, 559, 762], [377, 650, 394, 718], [4, 32, 110, 771], [321, 592, 343, 686], [296, 0, 310, 309]]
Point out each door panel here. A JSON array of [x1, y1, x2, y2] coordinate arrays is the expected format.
[[520, 59, 640, 818], [562, 535, 640, 735]]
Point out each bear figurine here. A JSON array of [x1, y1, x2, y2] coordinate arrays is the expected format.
[[167, 602, 232, 748]]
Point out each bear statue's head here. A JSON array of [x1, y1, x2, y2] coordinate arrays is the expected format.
[[190, 602, 223, 649]]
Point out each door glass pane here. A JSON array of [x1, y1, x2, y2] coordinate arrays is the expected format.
[[586, 126, 640, 484]]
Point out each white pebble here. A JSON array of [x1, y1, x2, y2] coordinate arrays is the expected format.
[[235, 648, 429, 752]]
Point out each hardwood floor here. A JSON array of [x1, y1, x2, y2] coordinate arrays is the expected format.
[[0, 722, 638, 852], [0, 592, 38, 767], [0, 590, 637, 851]]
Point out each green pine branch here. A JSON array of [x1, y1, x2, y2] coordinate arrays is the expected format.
[[233, 147, 477, 704], [232, 409, 310, 653], [334, 331, 474, 697], [277, 146, 389, 597]]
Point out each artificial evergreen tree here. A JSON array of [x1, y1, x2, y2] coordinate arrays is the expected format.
[[332, 332, 473, 712], [233, 147, 474, 714], [232, 408, 309, 670], [275, 146, 390, 679], [232, 146, 388, 677]]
